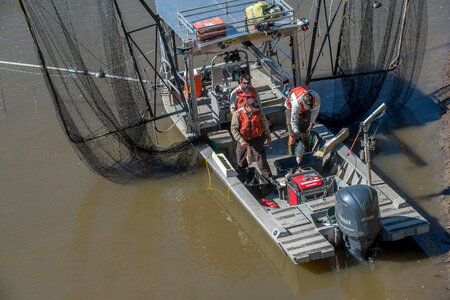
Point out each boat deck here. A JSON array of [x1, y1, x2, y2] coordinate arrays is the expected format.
[[161, 67, 429, 264]]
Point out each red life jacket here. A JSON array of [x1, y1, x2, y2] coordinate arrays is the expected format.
[[238, 108, 264, 139], [285, 86, 314, 112], [235, 86, 257, 110]]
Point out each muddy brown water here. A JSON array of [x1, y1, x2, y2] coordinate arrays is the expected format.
[[0, 0, 449, 299]]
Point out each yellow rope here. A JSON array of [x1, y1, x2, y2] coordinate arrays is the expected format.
[[227, 181, 241, 201], [205, 153, 242, 202], [205, 154, 213, 187]]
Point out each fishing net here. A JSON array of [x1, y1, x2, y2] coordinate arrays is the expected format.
[[20, 0, 203, 183], [296, 0, 427, 127], [20, 0, 428, 181]]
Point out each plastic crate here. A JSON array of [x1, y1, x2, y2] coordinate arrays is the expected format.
[[243, 167, 273, 199], [270, 175, 288, 201], [274, 152, 323, 176]]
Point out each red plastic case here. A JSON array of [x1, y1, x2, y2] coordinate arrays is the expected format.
[[193, 17, 226, 41]]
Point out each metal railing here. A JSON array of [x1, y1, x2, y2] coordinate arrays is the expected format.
[[177, 0, 295, 39]]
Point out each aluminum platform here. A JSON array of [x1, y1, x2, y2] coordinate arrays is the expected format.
[[155, 0, 297, 51]]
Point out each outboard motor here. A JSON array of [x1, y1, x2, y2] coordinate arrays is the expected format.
[[335, 185, 381, 260]]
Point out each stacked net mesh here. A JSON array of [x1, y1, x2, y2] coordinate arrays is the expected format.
[[320, 0, 427, 126], [21, 0, 201, 183]]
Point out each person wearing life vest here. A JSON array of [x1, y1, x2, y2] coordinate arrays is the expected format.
[[285, 86, 321, 156], [230, 74, 262, 114], [231, 97, 272, 180]]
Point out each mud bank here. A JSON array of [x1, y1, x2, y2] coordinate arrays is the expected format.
[[437, 53, 450, 272], [438, 53, 450, 226]]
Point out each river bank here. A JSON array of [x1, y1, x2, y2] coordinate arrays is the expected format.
[[437, 53, 449, 275], [438, 53, 450, 228]]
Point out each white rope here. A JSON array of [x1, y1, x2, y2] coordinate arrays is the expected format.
[[0, 60, 147, 82], [329, 0, 334, 21], [0, 66, 42, 76], [308, 0, 319, 19], [156, 114, 185, 133]]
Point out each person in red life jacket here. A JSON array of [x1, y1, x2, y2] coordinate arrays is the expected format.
[[231, 98, 272, 180], [230, 74, 262, 114], [284, 86, 321, 156]]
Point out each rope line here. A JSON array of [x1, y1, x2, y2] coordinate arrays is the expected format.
[[205, 153, 241, 202], [134, 146, 151, 177], [325, 127, 361, 192]]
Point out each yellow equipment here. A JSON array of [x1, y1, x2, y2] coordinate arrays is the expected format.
[[245, 1, 282, 23]]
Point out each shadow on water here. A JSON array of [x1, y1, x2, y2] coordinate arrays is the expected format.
[[315, 73, 449, 257], [174, 167, 442, 296], [372, 130, 427, 167], [370, 149, 450, 258]]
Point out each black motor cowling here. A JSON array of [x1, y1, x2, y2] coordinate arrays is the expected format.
[[335, 185, 381, 260]]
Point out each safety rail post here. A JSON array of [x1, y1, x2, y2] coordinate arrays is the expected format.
[[187, 51, 200, 135], [291, 31, 300, 86]]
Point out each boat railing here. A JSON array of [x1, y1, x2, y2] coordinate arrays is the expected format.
[[210, 50, 249, 87], [177, 0, 295, 39]]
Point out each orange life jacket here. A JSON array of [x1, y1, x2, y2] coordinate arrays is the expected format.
[[238, 108, 264, 140], [235, 86, 257, 110], [285, 86, 314, 112]]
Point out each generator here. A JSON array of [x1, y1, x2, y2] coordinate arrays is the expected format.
[[287, 168, 326, 205]]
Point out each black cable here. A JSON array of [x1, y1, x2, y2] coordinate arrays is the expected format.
[[112, 0, 154, 118]]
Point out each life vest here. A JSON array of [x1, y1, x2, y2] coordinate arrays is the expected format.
[[235, 86, 257, 110], [285, 86, 314, 112], [238, 108, 264, 140]]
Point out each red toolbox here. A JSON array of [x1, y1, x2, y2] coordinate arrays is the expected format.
[[287, 168, 326, 205], [193, 17, 226, 41]]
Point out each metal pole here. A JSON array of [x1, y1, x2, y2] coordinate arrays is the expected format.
[[170, 29, 179, 72], [334, 0, 348, 75], [291, 33, 301, 86], [305, 0, 321, 86], [187, 51, 200, 135], [363, 127, 372, 186], [360, 103, 387, 186]]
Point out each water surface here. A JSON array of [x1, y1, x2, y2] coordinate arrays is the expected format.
[[0, 0, 448, 299]]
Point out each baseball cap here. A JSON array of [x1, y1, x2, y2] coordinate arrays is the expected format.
[[246, 98, 260, 112], [303, 93, 313, 109]]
